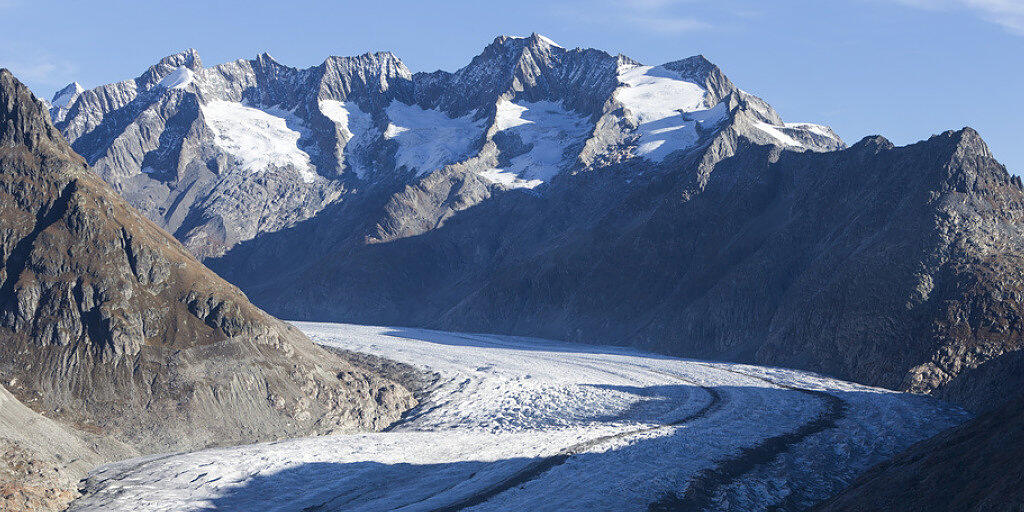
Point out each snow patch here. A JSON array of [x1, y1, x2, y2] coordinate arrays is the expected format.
[[319, 99, 375, 178], [483, 99, 591, 189], [157, 66, 195, 90], [615, 64, 727, 162], [51, 82, 84, 109], [754, 120, 801, 147], [384, 100, 483, 175], [785, 122, 834, 138], [201, 100, 317, 183], [535, 34, 563, 48]]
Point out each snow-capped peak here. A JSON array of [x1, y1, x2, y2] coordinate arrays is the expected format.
[[51, 82, 84, 109], [491, 33, 564, 50], [158, 48, 202, 69], [531, 33, 563, 48]]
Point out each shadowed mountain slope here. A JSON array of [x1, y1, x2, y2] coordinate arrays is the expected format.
[[814, 393, 1024, 512]]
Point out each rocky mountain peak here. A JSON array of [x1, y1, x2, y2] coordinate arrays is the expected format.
[[850, 134, 895, 152], [663, 54, 722, 82], [137, 49, 203, 90], [322, 51, 412, 81], [159, 48, 202, 70], [662, 54, 736, 104], [318, 51, 413, 106], [948, 126, 994, 159], [50, 82, 84, 109], [0, 69, 77, 158], [476, 33, 566, 70], [932, 127, 1015, 193], [254, 51, 278, 66]]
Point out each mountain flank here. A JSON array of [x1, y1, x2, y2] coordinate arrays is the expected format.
[[0, 69, 414, 511]]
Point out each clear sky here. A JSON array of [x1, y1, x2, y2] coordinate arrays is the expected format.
[[2, 0, 1021, 172]]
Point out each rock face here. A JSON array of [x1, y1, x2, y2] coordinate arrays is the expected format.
[[813, 395, 1024, 512], [0, 69, 414, 511]]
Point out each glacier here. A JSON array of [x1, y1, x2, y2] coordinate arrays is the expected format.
[[69, 323, 967, 512]]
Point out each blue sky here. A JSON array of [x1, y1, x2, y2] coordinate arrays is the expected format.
[[2, 0, 1021, 172]]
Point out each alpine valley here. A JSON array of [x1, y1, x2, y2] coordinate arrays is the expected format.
[[0, 32, 1020, 511]]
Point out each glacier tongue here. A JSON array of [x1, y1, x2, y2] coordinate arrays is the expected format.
[[66, 322, 967, 512]]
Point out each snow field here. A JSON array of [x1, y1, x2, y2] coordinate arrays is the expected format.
[[614, 64, 729, 162], [201, 100, 317, 183], [384, 100, 484, 175], [319, 99, 375, 178], [482, 99, 591, 189]]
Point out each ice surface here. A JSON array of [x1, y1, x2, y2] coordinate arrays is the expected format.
[[615, 64, 727, 162], [157, 66, 195, 90], [68, 323, 968, 512], [482, 99, 591, 189], [201, 100, 317, 183], [384, 100, 483, 175]]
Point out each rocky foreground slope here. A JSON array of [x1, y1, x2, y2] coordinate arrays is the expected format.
[[0, 69, 413, 511]]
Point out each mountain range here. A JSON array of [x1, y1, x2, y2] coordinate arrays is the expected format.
[[51, 34, 841, 260], [51, 34, 1022, 414]]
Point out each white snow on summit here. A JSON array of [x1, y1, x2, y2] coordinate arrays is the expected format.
[[482, 99, 591, 189], [157, 66, 195, 90], [615, 64, 727, 162], [319, 99, 375, 178], [753, 120, 801, 147], [535, 34, 563, 48], [51, 82, 84, 110], [201, 100, 317, 183], [384, 100, 483, 175], [785, 122, 835, 139]]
